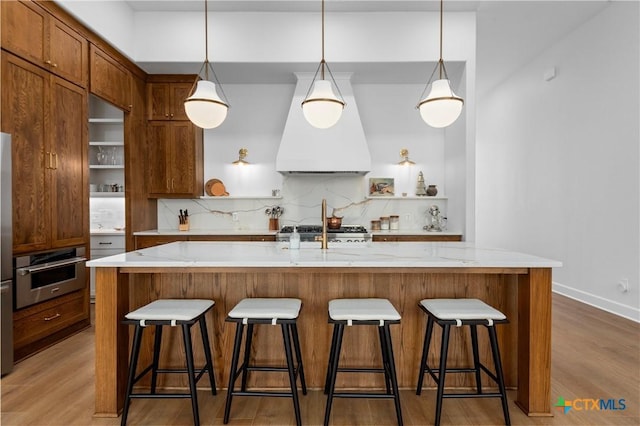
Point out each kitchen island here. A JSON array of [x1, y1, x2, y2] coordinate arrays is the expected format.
[[88, 241, 561, 418]]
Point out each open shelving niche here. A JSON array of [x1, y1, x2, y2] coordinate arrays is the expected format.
[[88, 97, 124, 197]]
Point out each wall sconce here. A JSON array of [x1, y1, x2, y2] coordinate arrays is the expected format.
[[232, 148, 249, 165], [398, 149, 415, 166]]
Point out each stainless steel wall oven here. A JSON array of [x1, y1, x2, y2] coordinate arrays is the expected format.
[[14, 247, 86, 309]]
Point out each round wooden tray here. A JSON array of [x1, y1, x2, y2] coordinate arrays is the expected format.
[[205, 178, 229, 196]]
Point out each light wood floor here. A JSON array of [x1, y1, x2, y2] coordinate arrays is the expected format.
[[1, 294, 638, 425]]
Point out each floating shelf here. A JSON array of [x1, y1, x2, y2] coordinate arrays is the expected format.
[[90, 165, 124, 169], [88, 118, 123, 123], [365, 195, 448, 200], [89, 141, 123, 146], [199, 195, 283, 200], [90, 192, 124, 198]]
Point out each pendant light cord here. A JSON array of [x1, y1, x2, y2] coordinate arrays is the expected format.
[[438, 0, 443, 79], [321, 0, 326, 80], [204, 0, 209, 79]]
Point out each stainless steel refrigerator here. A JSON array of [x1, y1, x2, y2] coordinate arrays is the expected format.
[[1, 132, 13, 375]]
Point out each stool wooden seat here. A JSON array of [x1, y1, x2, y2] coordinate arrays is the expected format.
[[223, 298, 306, 426], [416, 298, 510, 426], [121, 299, 216, 426], [324, 298, 403, 426]]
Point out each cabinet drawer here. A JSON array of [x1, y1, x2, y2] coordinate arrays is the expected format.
[[13, 290, 88, 350], [91, 235, 125, 250]]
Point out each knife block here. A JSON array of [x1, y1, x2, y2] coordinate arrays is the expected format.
[[269, 218, 279, 231], [179, 218, 190, 231]]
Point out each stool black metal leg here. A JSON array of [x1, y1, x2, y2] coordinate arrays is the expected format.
[[282, 324, 302, 426], [224, 322, 245, 424], [487, 325, 511, 426], [199, 316, 217, 395], [324, 323, 345, 426], [416, 316, 434, 395], [324, 325, 340, 395], [382, 324, 404, 426], [378, 325, 392, 394], [470, 324, 483, 395], [121, 324, 144, 426], [434, 324, 451, 426], [240, 323, 254, 392], [290, 322, 307, 394], [182, 323, 200, 426], [150, 324, 163, 394]]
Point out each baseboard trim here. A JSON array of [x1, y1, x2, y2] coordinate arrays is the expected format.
[[552, 282, 640, 323]]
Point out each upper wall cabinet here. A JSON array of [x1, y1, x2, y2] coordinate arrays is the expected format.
[[147, 82, 192, 121], [1, 0, 88, 88], [89, 44, 131, 112]]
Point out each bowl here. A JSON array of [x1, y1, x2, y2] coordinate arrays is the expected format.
[[326, 216, 342, 229]]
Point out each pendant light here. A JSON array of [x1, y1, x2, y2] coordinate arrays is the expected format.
[[184, 0, 229, 129], [417, 0, 464, 128], [301, 0, 345, 129]]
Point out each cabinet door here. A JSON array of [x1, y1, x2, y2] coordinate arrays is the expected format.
[[50, 77, 88, 248], [1, 0, 47, 68], [168, 122, 199, 195], [147, 122, 171, 194], [147, 83, 171, 120], [1, 53, 50, 253], [147, 122, 203, 197], [169, 83, 192, 120], [89, 44, 131, 111], [48, 17, 88, 87]]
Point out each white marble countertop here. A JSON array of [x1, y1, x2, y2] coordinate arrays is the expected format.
[[134, 229, 278, 236], [87, 241, 561, 269], [90, 229, 125, 236], [134, 229, 461, 237]]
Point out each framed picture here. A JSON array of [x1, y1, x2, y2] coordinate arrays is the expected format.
[[369, 178, 395, 196]]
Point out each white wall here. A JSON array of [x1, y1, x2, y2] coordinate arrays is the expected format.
[[476, 2, 640, 321]]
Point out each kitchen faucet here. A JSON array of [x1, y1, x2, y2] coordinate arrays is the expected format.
[[315, 199, 328, 249]]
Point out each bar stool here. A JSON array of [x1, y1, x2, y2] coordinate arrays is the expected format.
[[121, 299, 216, 426], [324, 298, 403, 426], [223, 298, 306, 426], [416, 298, 510, 426]]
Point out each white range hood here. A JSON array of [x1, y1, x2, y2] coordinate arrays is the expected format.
[[276, 73, 371, 174]]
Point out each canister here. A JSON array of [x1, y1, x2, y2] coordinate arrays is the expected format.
[[390, 215, 399, 230], [371, 220, 381, 231], [380, 216, 390, 230]]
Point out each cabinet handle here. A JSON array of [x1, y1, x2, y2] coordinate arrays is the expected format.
[[53, 153, 58, 169], [170, 113, 174, 118], [171, 178, 175, 189], [45, 59, 52, 65], [98, 242, 112, 245], [44, 313, 61, 321], [165, 113, 169, 117], [45, 151, 52, 169], [167, 179, 170, 190]]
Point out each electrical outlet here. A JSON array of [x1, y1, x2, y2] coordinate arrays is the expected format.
[[617, 278, 629, 293], [232, 212, 239, 222]]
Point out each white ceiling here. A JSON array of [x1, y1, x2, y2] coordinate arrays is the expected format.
[[113, 1, 611, 92]]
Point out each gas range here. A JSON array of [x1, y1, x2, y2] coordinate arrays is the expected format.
[[277, 225, 371, 244]]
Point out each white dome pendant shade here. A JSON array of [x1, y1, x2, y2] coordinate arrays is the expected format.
[[184, 80, 228, 129], [301, 80, 345, 129], [417, 79, 464, 128]]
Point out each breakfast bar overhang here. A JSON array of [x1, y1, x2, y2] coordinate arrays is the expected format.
[[89, 241, 562, 418]]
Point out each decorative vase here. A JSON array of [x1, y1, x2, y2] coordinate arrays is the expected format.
[[426, 185, 438, 196], [269, 218, 279, 231]]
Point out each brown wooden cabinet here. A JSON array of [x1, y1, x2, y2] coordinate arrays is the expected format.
[[1, 0, 88, 87], [2, 53, 88, 254], [147, 82, 192, 121], [89, 44, 131, 111], [13, 289, 90, 361], [372, 234, 462, 242], [147, 121, 203, 198]]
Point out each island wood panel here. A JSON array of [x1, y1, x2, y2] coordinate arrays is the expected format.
[[95, 266, 551, 417]]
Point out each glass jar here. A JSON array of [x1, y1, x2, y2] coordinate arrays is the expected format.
[[390, 215, 399, 230], [380, 216, 390, 230], [371, 220, 381, 231]]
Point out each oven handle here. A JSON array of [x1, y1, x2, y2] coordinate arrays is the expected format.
[[16, 257, 87, 276]]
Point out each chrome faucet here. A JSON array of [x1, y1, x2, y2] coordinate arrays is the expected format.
[[315, 198, 328, 249]]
